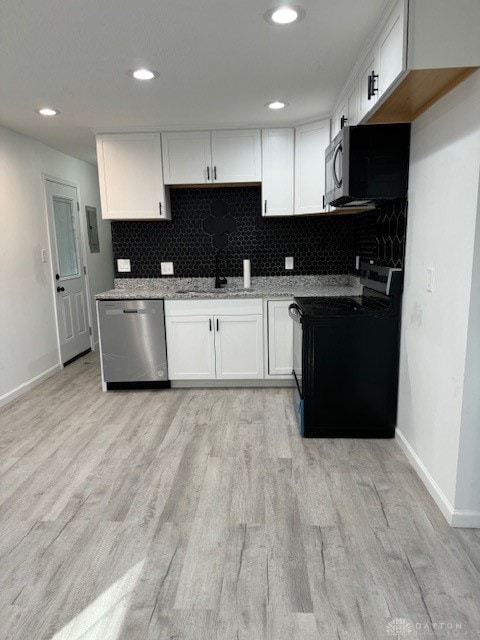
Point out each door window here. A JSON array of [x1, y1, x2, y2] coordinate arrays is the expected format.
[[53, 197, 79, 277]]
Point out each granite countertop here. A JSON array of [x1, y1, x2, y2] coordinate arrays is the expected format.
[[96, 275, 362, 300]]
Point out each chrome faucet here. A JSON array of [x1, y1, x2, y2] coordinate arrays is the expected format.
[[215, 249, 227, 289]]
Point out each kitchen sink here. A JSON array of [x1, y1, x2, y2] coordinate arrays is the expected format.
[[175, 288, 252, 295]]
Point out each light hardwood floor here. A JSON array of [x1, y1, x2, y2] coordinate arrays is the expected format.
[[0, 352, 479, 640]]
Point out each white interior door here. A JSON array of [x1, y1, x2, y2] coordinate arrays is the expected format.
[[46, 180, 91, 365]]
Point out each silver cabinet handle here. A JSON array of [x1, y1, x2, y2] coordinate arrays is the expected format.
[[209, 318, 212, 331], [214, 166, 217, 180], [207, 166, 210, 181], [216, 318, 219, 331]]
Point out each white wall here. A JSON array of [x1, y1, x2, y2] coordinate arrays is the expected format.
[[397, 70, 480, 525], [0, 124, 113, 405], [455, 178, 480, 517]]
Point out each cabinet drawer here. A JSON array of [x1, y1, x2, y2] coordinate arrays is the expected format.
[[165, 298, 263, 317]]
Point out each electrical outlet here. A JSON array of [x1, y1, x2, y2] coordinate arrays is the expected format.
[[285, 257, 294, 270], [117, 259, 131, 273], [426, 267, 435, 292], [161, 261, 174, 276], [41, 248, 47, 263], [355, 255, 360, 270]]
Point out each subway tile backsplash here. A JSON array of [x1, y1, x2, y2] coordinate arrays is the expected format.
[[111, 186, 407, 278]]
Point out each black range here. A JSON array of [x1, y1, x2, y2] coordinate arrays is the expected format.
[[290, 263, 403, 438]]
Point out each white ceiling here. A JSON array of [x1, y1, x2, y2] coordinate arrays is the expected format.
[[0, 0, 389, 164]]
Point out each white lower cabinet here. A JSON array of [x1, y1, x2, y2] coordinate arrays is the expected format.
[[267, 300, 293, 376], [165, 316, 216, 379], [165, 299, 264, 380], [215, 315, 263, 379]]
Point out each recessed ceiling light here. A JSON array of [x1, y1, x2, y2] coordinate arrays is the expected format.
[[264, 5, 305, 25], [267, 101, 287, 110], [129, 68, 159, 80], [36, 107, 60, 116]]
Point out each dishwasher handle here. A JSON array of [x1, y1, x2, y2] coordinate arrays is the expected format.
[[104, 307, 157, 316]]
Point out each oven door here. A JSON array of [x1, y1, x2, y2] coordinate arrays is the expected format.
[[289, 303, 304, 433]]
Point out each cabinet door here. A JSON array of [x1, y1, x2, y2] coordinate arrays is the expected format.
[[262, 129, 294, 217], [332, 98, 347, 138], [267, 301, 293, 375], [214, 315, 264, 379], [97, 133, 169, 220], [294, 120, 330, 215], [211, 130, 262, 183], [378, 0, 406, 98], [346, 80, 359, 126], [358, 46, 380, 121], [165, 316, 216, 380], [161, 131, 212, 184]]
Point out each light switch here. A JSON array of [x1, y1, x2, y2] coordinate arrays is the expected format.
[[426, 267, 435, 292], [285, 257, 294, 270], [117, 259, 131, 273], [161, 262, 174, 275]]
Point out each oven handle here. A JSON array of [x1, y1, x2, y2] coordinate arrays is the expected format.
[[288, 303, 303, 323]]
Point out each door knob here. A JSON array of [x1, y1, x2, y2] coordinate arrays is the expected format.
[[57, 286, 65, 292]]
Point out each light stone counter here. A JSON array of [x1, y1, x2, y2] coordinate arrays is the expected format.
[[96, 275, 362, 300]]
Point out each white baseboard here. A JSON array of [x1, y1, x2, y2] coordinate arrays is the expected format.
[[451, 510, 480, 528], [396, 429, 480, 528], [0, 364, 62, 409], [171, 379, 293, 388], [395, 428, 455, 526]]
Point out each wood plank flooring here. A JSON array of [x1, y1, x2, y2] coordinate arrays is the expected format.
[[0, 352, 479, 639]]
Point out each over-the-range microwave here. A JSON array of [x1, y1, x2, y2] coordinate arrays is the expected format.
[[325, 123, 411, 208]]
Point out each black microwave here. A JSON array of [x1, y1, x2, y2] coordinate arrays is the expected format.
[[325, 123, 410, 208]]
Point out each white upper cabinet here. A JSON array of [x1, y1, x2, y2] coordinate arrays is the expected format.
[[262, 129, 294, 217], [294, 120, 330, 215], [346, 81, 360, 127], [96, 133, 169, 220], [210, 130, 262, 183], [331, 79, 359, 138], [378, 0, 406, 97], [161, 131, 211, 185], [162, 129, 261, 185], [358, 45, 380, 122], [334, 0, 478, 125], [332, 97, 347, 139]]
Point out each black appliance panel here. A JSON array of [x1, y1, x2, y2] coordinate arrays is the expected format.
[[301, 315, 399, 437]]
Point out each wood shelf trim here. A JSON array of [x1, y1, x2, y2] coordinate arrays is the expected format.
[[367, 67, 478, 124]]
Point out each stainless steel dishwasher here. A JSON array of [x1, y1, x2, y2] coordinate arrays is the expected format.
[[98, 299, 170, 389]]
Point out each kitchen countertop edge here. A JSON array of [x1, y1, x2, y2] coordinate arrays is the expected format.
[[96, 276, 362, 301]]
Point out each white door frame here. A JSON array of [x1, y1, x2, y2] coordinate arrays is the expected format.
[[43, 173, 94, 367]]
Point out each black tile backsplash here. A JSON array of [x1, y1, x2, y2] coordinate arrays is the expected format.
[[111, 186, 407, 278], [354, 198, 408, 269]]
